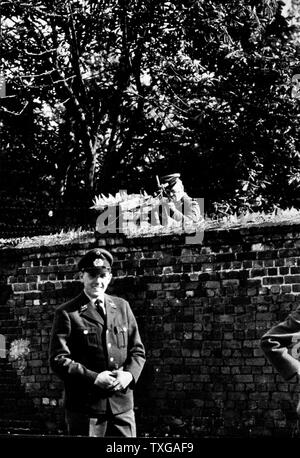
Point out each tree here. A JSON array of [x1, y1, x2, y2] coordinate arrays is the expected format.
[[0, 1, 158, 196], [0, 0, 299, 232], [135, 0, 300, 212]]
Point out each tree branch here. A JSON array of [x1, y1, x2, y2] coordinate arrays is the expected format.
[[0, 100, 29, 115], [24, 48, 57, 57], [19, 69, 57, 79]]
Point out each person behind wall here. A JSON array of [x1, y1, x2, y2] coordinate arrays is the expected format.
[[49, 248, 146, 437], [260, 308, 300, 414], [149, 173, 202, 227]]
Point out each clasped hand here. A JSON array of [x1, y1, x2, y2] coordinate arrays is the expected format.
[[94, 369, 133, 391]]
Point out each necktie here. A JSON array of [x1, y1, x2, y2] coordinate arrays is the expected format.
[[95, 299, 106, 321]]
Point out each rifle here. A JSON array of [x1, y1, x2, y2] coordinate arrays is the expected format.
[[154, 175, 169, 199]]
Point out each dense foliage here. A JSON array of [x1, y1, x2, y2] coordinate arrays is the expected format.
[[0, 0, 299, 233]]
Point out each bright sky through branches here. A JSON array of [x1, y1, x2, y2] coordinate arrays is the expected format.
[[282, 0, 292, 16]]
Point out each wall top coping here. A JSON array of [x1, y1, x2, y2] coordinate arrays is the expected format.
[[0, 220, 300, 258]]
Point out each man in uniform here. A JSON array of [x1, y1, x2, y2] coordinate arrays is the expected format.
[[150, 173, 202, 227], [261, 310, 300, 382], [49, 248, 146, 437]]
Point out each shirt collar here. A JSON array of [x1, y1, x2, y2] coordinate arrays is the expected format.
[[84, 290, 104, 306]]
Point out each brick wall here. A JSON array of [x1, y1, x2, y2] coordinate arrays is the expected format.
[[1, 223, 300, 437]]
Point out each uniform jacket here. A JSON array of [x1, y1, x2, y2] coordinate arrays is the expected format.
[[260, 305, 300, 380], [151, 192, 201, 226], [49, 291, 146, 415], [171, 193, 201, 223]]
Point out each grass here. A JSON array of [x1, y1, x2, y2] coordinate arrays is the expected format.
[[0, 228, 94, 249], [0, 207, 300, 249]]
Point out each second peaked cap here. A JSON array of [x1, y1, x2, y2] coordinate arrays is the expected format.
[[160, 173, 181, 188], [78, 248, 113, 272]]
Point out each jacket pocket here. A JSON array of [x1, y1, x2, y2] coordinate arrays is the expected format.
[[82, 329, 99, 348], [114, 325, 128, 349]]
